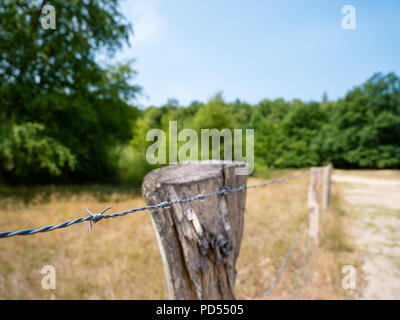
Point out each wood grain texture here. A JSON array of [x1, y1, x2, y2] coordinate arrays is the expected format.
[[142, 161, 248, 300], [308, 167, 321, 245], [321, 164, 333, 211]]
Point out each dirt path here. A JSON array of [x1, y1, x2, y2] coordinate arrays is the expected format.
[[333, 171, 400, 299]]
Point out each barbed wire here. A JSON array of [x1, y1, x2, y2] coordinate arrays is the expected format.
[[297, 242, 316, 299], [288, 236, 312, 299], [264, 211, 310, 299], [0, 171, 313, 239]]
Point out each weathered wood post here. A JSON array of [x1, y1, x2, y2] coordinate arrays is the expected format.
[[321, 164, 333, 211], [308, 167, 321, 245], [142, 161, 248, 300]]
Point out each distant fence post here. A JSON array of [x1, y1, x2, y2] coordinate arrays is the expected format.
[[142, 161, 248, 300], [321, 164, 333, 211], [308, 167, 321, 245]]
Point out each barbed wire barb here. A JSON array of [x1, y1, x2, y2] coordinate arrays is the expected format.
[[85, 206, 112, 232]]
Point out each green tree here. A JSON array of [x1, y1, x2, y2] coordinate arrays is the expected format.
[[0, 122, 76, 182], [192, 93, 237, 131], [0, 0, 140, 183], [274, 101, 326, 168], [315, 72, 400, 168]]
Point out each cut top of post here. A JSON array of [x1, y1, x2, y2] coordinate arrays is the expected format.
[[142, 161, 248, 300]]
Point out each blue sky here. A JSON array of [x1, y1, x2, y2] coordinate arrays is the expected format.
[[114, 0, 400, 107]]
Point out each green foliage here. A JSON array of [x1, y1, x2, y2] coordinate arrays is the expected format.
[[191, 93, 238, 131], [0, 0, 398, 184], [315, 72, 400, 168], [274, 101, 326, 168], [0, 122, 76, 182], [0, 0, 140, 183], [115, 145, 154, 186], [127, 72, 400, 182]]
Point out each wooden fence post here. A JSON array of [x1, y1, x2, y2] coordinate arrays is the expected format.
[[308, 167, 321, 245], [321, 164, 333, 211], [142, 161, 248, 300]]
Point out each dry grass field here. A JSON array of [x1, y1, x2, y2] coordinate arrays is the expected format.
[[0, 169, 355, 299]]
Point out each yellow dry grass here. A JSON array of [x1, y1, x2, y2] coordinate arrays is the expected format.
[[0, 170, 353, 299]]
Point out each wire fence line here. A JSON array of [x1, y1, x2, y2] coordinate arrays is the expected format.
[[288, 235, 312, 299], [263, 205, 319, 300], [262, 166, 329, 299], [263, 212, 310, 299], [0, 171, 314, 239], [297, 242, 317, 300]]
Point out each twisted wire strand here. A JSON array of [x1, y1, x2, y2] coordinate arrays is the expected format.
[[297, 242, 317, 300], [288, 236, 312, 299], [0, 171, 313, 239], [264, 212, 310, 299]]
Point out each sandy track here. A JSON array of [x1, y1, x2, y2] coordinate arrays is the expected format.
[[333, 172, 400, 299]]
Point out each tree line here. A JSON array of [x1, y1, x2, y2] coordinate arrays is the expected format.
[[121, 72, 400, 184], [0, 1, 399, 185]]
